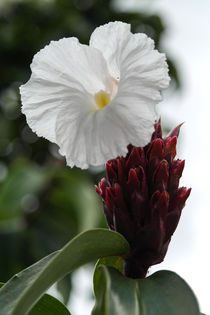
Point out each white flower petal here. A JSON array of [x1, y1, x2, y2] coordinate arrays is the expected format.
[[56, 99, 137, 169], [20, 37, 112, 142], [90, 21, 131, 79], [90, 21, 170, 148], [20, 22, 170, 169], [90, 21, 170, 99]]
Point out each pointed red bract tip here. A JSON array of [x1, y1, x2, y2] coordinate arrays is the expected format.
[[166, 122, 184, 139]]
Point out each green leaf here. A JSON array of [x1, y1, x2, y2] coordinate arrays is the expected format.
[[28, 293, 70, 315], [0, 229, 129, 315], [139, 270, 200, 315], [95, 256, 124, 274], [92, 264, 140, 315], [56, 275, 71, 305], [0, 283, 4, 288], [92, 263, 200, 315]]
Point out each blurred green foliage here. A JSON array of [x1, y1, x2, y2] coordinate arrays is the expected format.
[[0, 0, 179, 305]]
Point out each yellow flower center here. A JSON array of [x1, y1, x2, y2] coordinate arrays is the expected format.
[[94, 90, 111, 109]]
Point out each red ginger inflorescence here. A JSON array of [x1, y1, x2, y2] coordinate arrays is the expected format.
[[96, 120, 191, 279]]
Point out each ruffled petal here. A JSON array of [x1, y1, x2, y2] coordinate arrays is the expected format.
[[90, 21, 170, 99], [56, 97, 146, 169], [90, 21, 170, 148], [20, 22, 170, 169], [107, 98, 156, 149], [20, 37, 112, 142], [90, 21, 131, 79]]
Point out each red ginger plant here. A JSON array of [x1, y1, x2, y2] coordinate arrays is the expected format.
[[96, 120, 191, 279]]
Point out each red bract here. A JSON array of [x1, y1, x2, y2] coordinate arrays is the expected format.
[[96, 120, 191, 279]]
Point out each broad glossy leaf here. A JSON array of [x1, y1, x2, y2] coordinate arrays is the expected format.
[[92, 264, 140, 315], [92, 262, 200, 315], [29, 293, 70, 315], [0, 279, 70, 314], [139, 270, 200, 315], [95, 256, 124, 274], [56, 275, 71, 305], [0, 229, 129, 315]]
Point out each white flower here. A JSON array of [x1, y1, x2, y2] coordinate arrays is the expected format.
[[20, 21, 170, 169]]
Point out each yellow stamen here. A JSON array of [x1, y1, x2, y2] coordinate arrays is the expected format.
[[94, 90, 111, 109]]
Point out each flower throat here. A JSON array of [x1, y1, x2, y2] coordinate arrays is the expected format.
[[94, 90, 111, 109]]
